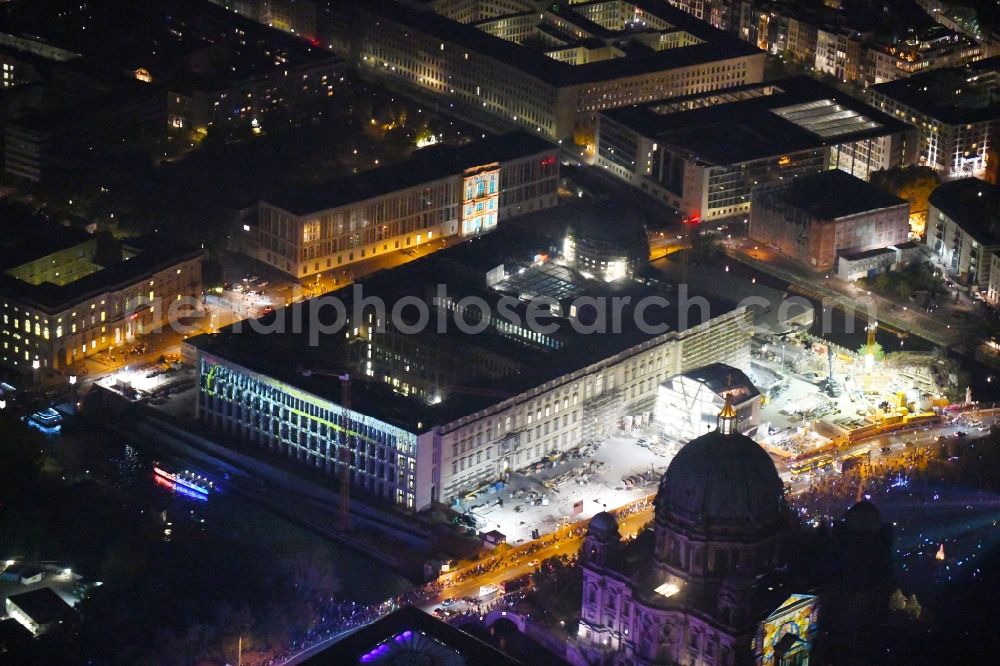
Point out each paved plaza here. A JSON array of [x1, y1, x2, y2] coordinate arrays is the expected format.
[[461, 434, 672, 543]]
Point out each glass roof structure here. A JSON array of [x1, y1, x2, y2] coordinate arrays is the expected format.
[[770, 99, 883, 139]]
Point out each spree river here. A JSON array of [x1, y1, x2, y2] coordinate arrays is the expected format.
[[66, 432, 412, 605]]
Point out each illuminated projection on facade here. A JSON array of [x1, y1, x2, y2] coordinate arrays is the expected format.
[[754, 594, 819, 666], [460, 164, 499, 236], [198, 355, 423, 509]]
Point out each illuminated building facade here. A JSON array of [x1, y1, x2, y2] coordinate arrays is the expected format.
[[814, 25, 867, 83], [654, 363, 760, 444], [243, 132, 557, 279], [868, 58, 1000, 178], [986, 252, 1000, 307], [191, 230, 752, 511], [864, 26, 984, 85], [576, 405, 799, 666], [4, 588, 76, 637], [356, 0, 764, 139], [461, 164, 500, 236], [836, 243, 922, 282], [926, 177, 1000, 287], [0, 230, 203, 372], [563, 200, 650, 282], [597, 77, 915, 222], [753, 594, 820, 666], [749, 170, 910, 271], [197, 354, 428, 510]]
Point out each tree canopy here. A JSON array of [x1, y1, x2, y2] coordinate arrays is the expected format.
[[870, 166, 941, 216]]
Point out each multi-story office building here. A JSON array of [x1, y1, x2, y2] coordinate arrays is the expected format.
[[241, 132, 557, 279], [750, 170, 910, 271], [189, 227, 752, 511], [868, 58, 1000, 178], [864, 25, 984, 85], [0, 45, 47, 90], [0, 227, 203, 373], [356, 0, 764, 140], [596, 77, 915, 222], [926, 177, 1000, 287]]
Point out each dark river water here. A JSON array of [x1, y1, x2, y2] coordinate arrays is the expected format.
[[75, 436, 411, 605]]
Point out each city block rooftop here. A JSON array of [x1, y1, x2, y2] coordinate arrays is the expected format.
[[870, 56, 1000, 125], [374, 0, 760, 86], [603, 76, 912, 165], [191, 223, 741, 432]]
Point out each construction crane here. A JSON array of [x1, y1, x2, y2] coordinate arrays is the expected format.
[[824, 344, 841, 397], [864, 319, 878, 372], [679, 214, 700, 285]]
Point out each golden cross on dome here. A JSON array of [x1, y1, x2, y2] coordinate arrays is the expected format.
[[718, 391, 737, 435]]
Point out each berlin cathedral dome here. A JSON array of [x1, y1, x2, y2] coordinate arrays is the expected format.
[[654, 422, 785, 535]]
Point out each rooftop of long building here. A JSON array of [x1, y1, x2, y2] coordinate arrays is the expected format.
[[365, 0, 761, 87], [604, 77, 911, 165], [869, 56, 1000, 125], [191, 220, 743, 432], [263, 132, 555, 215], [0, 231, 204, 313]]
